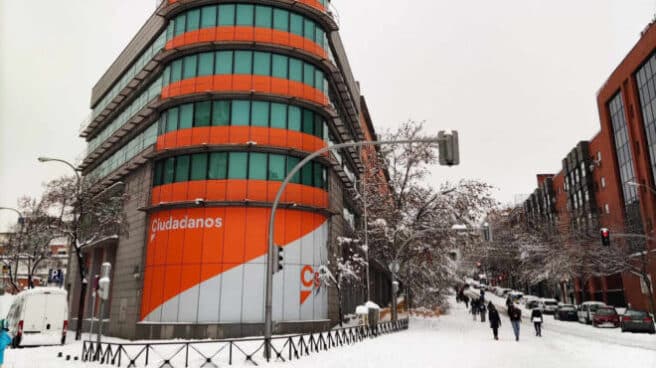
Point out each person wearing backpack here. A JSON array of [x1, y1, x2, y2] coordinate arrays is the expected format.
[[488, 302, 501, 340], [508, 305, 522, 341], [531, 308, 543, 337]]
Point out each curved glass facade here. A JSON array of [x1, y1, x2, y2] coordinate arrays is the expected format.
[[167, 4, 327, 50]]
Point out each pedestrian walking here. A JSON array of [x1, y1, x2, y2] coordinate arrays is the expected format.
[[0, 319, 12, 368], [471, 298, 479, 320], [479, 300, 487, 322], [480, 288, 485, 302], [505, 295, 513, 309], [488, 302, 501, 340], [531, 308, 543, 337], [508, 305, 522, 341]]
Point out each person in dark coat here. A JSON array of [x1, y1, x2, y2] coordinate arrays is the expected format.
[[471, 298, 479, 320], [530, 308, 543, 337], [480, 288, 486, 302], [479, 300, 487, 322], [463, 295, 470, 309], [508, 305, 522, 341], [488, 302, 501, 340], [506, 296, 513, 309]]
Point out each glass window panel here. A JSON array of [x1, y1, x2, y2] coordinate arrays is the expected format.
[[171, 59, 183, 82], [231, 100, 250, 126], [272, 54, 288, 79], [271, 103, 287, 128], [273, 9, 289, 31], [175, 155, 190, 182], [190, 153, 208, 180], [315, 28, 324, 46], [302, 109, 314, 135], [268, 154, 286, 181], [166, 107, 179, 132], [314, 115, 324, 138], [208, 152, 228, 180], [194, 101, 211, 127], [215, 51, 233, 74], [303, 63, 315, 86], [163, 157, 176, 184], [212, 100, 230, 126], [236, 4, 254, 26], [228, 152, 248, 179], [287, 156, 301, 184], [218, 4, 236, 26], [201, 6, 217, 28], [303, 19, 315, 40], [251, 101, 269, 127], [163, 66, 171, 86], [255, 6, 272, 28], [234, 51, 253, 74], [166, 21, 175, 41], [288, 106, 301, 131], [249, 153, 267, 180], [174, 14, 186, 36], [289, 59, 302, 82], [290, 14, 303, 36], [187, 9, 200, 32], [253, 52, 271, 76], [313, 162, 324, 188], [301, 163, 313, 186], [315, 70, 324, 92], [154, 161, 163, 186], [182, 54, 198, 79], [179, 103, 193, 129], [198, 52, 214, 76]]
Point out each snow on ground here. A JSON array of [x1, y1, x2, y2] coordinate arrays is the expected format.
[[2, 297, 656, 367]]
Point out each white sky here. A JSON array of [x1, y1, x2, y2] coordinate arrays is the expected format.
[[1, 0, 655, 230]]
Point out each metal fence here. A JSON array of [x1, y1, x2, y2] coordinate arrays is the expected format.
[[81, 319, 409, 367]]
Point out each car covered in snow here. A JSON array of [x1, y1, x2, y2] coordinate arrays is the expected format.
[[577, 301, 607, 324], [554, 304, 578, 321], [620, 309, 655, 334], [538, 298, 559, 314], [592, 307, 620, 328]]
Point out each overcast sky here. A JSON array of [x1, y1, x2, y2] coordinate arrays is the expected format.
[[1, 0, 655, 230]]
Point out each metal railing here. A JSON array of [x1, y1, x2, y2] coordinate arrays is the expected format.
[[81, 319, 408, 367]]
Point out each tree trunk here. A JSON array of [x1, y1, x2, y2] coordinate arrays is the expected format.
[[337, 286, 344, 327], [74, 240, 87, 341]]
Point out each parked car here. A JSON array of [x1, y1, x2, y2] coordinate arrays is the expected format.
[[522, 295, 538, 305], [577, 301, 607, 324], [526, 300, 541, 310], [592, 307, 620, 328], [621, 309, 656, 334], [540, 298, 559, 314], [5, 287, 68, 347], [509, 291, 523, 304], [554, 304, 578, 321], [500, 289, 512, 297]]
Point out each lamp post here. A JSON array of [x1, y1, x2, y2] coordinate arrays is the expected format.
[[38, 156, 85, 340], [263, 137, 448, 361]]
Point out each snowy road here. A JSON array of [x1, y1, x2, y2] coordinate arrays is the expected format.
[[3, 298, 655, 367]]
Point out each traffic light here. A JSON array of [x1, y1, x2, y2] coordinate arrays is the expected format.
[[272, 246, 284, 274], [600, 228, 611, 246], [438, 130, 460, 166]]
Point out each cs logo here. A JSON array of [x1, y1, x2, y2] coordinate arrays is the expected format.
[[300, 265, 322, 304]]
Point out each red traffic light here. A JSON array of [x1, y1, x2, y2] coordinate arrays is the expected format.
[[600, 227, 611, 246]]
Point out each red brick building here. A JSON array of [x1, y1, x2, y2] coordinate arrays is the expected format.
[[524, 21, 656, 311]]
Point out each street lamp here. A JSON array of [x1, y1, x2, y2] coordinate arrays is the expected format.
[[263, 136, 454, 361]]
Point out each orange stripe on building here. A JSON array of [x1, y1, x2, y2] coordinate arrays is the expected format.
[[161, 75, 328, 106], [166, 27, 327, 60]]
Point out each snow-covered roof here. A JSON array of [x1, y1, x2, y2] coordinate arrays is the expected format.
[[16, 287, 67, 297]]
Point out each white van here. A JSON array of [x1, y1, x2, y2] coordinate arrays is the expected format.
[[5, 288, 68, 347]]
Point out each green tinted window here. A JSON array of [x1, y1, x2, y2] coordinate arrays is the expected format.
[[255, 6, 272, 28], [163, 157, 176, 184], [301, 162, 313, 186], [190, 153, 208, 180], [290, 14, 303, 36], [303, 20, 315, 40], [208, 152, 228, 179], [232, 100, 250, 126], [228, 152, 248, 179], [314, 115, 324, 138], [187, 9, 200, 32], [313, 162, 324, 188], [166, 107, 179, 132], [253, 52, 271, 76], [288, 106, 301, 131], [195, 102, 211, 127], [179, 103, 193, 129], [273, 9, 289, 31], [271, 103, 287, 129], [212, 101, 230, 126], [170, 59, 183, 82], [289, 59, 302, 82], [175, 155, 190, 182], [182, 55, 197, 79], [166, 21, 175, 41], [198, 52, 214, 76], [234, 51, 252, 74], [272, 54, 288, 79], [287, 156, 301, 184], [303, 63, 315, 87], [315, 28, 324, 47], [251, 101, 269, 127], [315, 70, 324, 92], [154, 161, 163, 186], [236, 4, 254, 26], [174, 14, 186, 36], [302, 109, 314, 135], [201, 6, 217, 28], [218, 4, 235, 26], [268, 154, 286, 181], [215, 51, 233, 74], [249, 152, 267, 180]]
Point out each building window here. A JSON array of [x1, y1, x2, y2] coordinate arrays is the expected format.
[[636, 54, 656, 188], [597, 151, 602, 162], [601, 177, 606, 188], [605, 204, 610, 214]]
